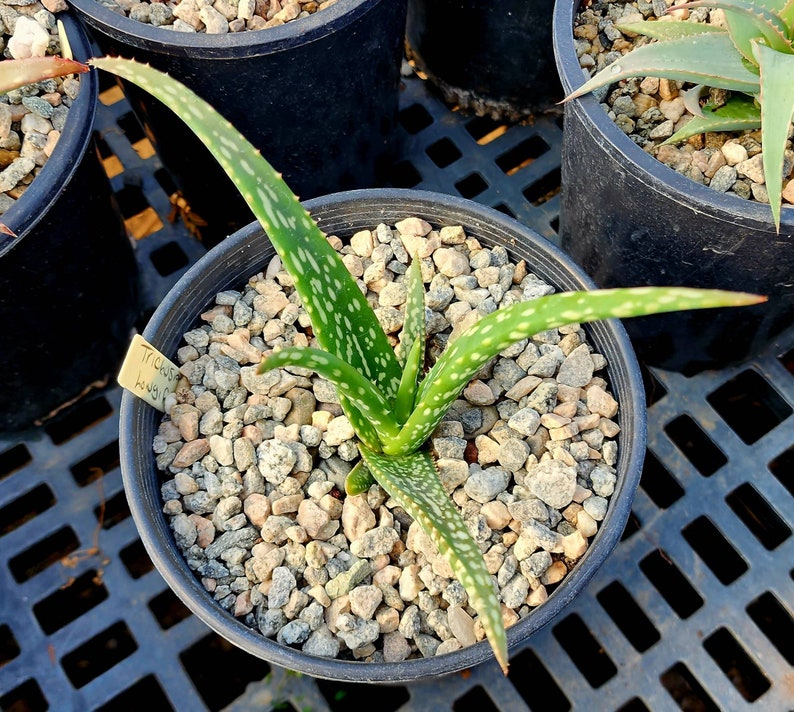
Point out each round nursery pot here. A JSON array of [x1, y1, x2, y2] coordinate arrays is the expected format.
[[405, 0, 563, 121], [119, 188, 646, 682], [69, 0, 408, 248], [553, 0, 794, 375], [0, 13, 138, 432]]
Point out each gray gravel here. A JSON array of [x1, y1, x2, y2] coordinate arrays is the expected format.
[[154, 217, 623, 663]]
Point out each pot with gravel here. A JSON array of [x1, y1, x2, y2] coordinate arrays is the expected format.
[[553, 0, 794, 374], [67, 0, 408, 247], [405, 0, 563, 122], [61, 56, 763, 680], [0, 9, 138, 431]]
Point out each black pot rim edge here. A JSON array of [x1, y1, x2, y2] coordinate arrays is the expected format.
[[119, 187, 648, 682], [68, 0, 382, 58], [0, 13, 97, 254], [552, 0, 794, 235]]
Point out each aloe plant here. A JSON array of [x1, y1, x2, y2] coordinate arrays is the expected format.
[[565, 0, 794, 232], [9, 50, 764, 673]]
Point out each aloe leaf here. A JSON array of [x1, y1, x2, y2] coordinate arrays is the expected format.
[[359, 445, 509, 674], [397, 257, 427, 368], [0, 57, 87, 94], [564, 33, 761, 102], [89, 57, 403, 402], [344, 460, 375, 496], [781, 0, 794, 26], [615, 20, 726, 41], [259, 346, 400, 442], [394, 335, 423, 425], [753, 41, 794, 232], [662, 95, 761, 145], [386, 287, 764, 456], [683, 0, 793, 61]]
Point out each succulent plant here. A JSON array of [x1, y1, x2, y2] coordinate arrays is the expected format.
[[565, 0, 794, 232], [7, 48, 764, 673]]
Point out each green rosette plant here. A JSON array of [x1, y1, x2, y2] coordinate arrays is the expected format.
[[564, 0, 794, 232], [6, 49, 764, 673]]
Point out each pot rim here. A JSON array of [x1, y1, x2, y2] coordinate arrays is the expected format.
[[119, 188, 647, 682], [68, 0, 382, 59], [0, 12, 98, 257], [551, 0, 794, 233]]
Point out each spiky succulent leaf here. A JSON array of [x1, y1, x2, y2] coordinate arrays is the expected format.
[[344, 461, 375, 496], [384, 287, 765, 456], [615, 20, 726, 40], [394, 335, 424, 425], [753, 41, 794, 231], [682, 0, 793, 61], [359, 445, 509, 674], [781, 0, 794, 25], [0, 57, 87, 94], [89, 57, 403, 403], [393, 258, 427, 423], [564, 33, 761, 102], [663, 95, 761, 145], [259, 346, 400, 442]]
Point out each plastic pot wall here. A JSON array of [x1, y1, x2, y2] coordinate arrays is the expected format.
[[119, 188, 646, 683], [553, 0, 794, 375], [405, 0, 562, 121], [69, 0, 408, 248], [0, 13, 138, 432]]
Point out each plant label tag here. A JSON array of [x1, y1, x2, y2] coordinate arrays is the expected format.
[[117, 334, 180, 412]]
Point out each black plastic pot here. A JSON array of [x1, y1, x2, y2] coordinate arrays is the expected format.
[[69, 0, 408, 248], [553, 0, 794, 375], [405, 0, 563, 121], [119, 188, 646, 682], [0, 13, 138, 432]]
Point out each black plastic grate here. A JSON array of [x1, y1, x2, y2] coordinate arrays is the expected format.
[[1, 70, 793, 711]]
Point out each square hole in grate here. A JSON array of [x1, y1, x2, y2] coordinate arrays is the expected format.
[[464, 115, 509, 145], [94, 674, 174, 712], [616, 699, 650, 712], [508, 647, 570, 711], [522, 168, 562, 206], [660, 662, 719, 711], [664, 414, 727, 477], [495, 135, 550, 175], [61, 621, 138, 688], [725, 483, 790, 550], [317, 678, 409, 711], [0, 623, 20, 667], [455, 172, 488, 199], [387, 159, 422, 188], [0, 678, 48, 712], [639, 549, 703, 619], [452, 686, 496, 711], [44, 396, 114, 446], [148, 588, 192, 630], [9, 526, 80, 583], [552, 613, 617, 688], [116, 111, 156, 160], [0, 483, 55, 537], [493, 202, 516, 219], [398, 103, 433, 134], [767, 445, 794, 498], [426, 137, 462, 168], [98, 490, 130, 529], [703, 627, 770, 702], [0, 443, 31, 481], [180, 633, 269, 711], [640, 451, 684, 509], [621, 511, 642, 541], [150, 241, 190, 278], [746, 592, 794, 665], [33, 569, 108, 634], [596, 581, 660, 653], [682, 516, 748, 585], [706, 369, 791, 444], [95, 133, 124, 180], [120, 538, 155, 579], [70, 440, 120, 487]]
